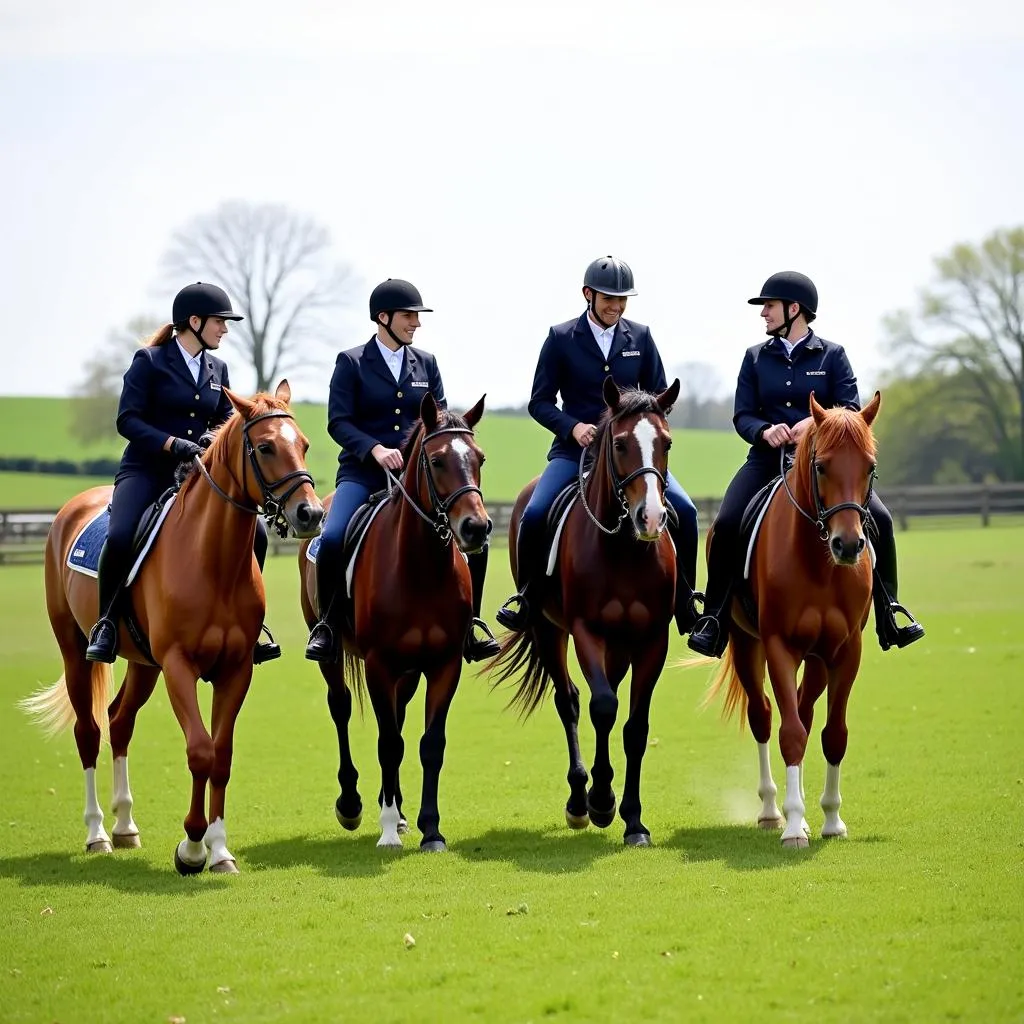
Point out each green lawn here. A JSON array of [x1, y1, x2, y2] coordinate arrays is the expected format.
[[0, 526, 1021, 1022], [0, 396, 748, 505]]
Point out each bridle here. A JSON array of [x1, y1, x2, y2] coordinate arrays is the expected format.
[[578, 415, 667, 536], [384, 426, 484, 546], [192, 411, 316, 537], [779, 442, 876, 542]]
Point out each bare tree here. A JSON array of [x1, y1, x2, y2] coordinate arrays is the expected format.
[[885, 226, 1024, 480], [70, 317, 161, 445], [162, 201, 357, 392]]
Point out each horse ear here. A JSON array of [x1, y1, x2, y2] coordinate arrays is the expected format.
[[809, 391, 826, 426], [225, 387, 257, 420], [463, 394, 486, 428], [602, 375, 621, 411], [274, 379, 292, 406], [420, 392, 439, 431], [657, 378, 681, 414], [861, 390, 881, 426]]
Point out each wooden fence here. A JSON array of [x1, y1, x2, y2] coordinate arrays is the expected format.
[[3, 483, 1024, 565]]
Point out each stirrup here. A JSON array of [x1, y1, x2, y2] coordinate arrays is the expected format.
[[85, 617, 119, 664], [253, 624, 282, 665], [465, 618, 501, 663], [687, 614, 728, 658], [496, 593, 530, 631], [304, 620, 338, 663], [878, 602, 925, 651], [675, 590, 704, 635]]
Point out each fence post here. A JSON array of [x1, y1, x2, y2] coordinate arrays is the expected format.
[[981, 486, 990, 527]]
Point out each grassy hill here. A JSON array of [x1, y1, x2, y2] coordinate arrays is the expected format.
[[0, 396, 747, 508]]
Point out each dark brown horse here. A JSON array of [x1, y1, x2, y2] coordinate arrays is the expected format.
[[491, 377, 681, 846], [705, 392, 881, 847], [298, 394, 489, 851], [22, 381, 323, 873]]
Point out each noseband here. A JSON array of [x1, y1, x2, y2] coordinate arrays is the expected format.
[[779, 443, 876, 542], [193, 411, 316, 537], [578, 417, 667, 536], [385, 426, 483, 546]]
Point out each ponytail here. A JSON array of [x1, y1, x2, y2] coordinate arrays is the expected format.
[[145, 324, 175, 348]]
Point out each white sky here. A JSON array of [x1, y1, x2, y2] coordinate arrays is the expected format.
[[3, 0, 1023, 408]]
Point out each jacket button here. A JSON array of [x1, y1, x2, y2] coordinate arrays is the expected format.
[[397, 391, 403, 398], [604, 365, 610, 371], [395, 408, 401, 414], [194, 394, 200, 401], [785, 401, 792, 408], [786, 381, 791, 386], [187, 429, 193, 435], [190, 411, 196, 417], [394, 425, 400, 431]]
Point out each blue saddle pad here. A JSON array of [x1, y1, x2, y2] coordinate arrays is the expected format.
[[67, 508, 109, 577], [307, 534, 322, 562]]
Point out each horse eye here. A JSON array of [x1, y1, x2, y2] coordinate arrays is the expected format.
[[613, 439, 627, 452], [479, 454, 486, 466], [814, 462, 826, 476], [664, 439, 673, 452], [257, 443, 274, 456], [430, 456, 444, 468]]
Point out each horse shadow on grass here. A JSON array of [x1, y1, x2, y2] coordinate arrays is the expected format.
[[455, 825, 640, 874], [664, 823, 889, 870], [241, 831, 405, 878]]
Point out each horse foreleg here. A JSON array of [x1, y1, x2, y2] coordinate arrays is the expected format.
[[619, 634, 668, 846], [106, 662, 160, 849], [203, 662, 254, 874], [390, 672, 420, 834], [323, 665, 362, 830], [820, 640, 862, 839], [417, 660, 461, 852], [163, 649, 213, 874], [365, 656, 403, 848], [764, 636, 809, 848], [573, 624, 618, 828]]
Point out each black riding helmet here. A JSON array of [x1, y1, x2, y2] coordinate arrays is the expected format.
[[583, 256, 637, 328], [369, 279, 433, 347], [748, 271, 818, 338], [172, 282, 244, 350]]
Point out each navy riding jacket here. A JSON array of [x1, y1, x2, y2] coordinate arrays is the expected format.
[[327, 338, 446, 489], [528, 313, 668, 462], [733, 331, 860, 463], [115, 341, 233, 484]]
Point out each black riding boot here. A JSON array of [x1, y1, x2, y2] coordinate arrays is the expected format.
[[668, 520, 702, 636], [85, 540, 132, 663], [496, 525, 542, 632], [465, 545, 500, 663], [305, 544, 344, 663], [251, 521, 281, 664], [872, 569, 925, 651], [686, 532, 732, 658]]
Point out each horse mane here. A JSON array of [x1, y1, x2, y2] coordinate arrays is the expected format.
[[399, 407, 472, 464], [176, 391, 286, 500], [792, 405, 877, 496], [590, 387, 667, 454]]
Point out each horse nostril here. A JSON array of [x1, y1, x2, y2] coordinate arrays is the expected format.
[[830, 536, 844, 558]]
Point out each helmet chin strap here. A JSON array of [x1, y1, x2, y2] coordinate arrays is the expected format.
[[767, 302, 798, 339], [380, 312, 412, 347], [186, 316, 213, 351], [586, 289, 613, 329]]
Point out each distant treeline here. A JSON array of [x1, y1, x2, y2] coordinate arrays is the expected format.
[[488, 398, 735, 432], [0, 456, 120, 476]]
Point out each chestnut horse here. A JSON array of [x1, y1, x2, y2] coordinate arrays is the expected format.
[[22, 382, 323, 873], [706, 392, 881, 848], [298, 394, 489, 852], [491, 378, 681, 846]]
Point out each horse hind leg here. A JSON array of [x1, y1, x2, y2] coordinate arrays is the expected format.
[[324, 664, 362, 831], [106, 662, 160, 848], [365, 657, 405, 849]]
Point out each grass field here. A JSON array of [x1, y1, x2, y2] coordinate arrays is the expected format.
[[0, 395, 748, 507], [0, 525, 1022, 1022]]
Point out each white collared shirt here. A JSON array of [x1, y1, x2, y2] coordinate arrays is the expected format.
[[779, 330, 810, 357], [175, 337, 203, 384], [586, 314, 616, 359], [375, 337, 406, 382]]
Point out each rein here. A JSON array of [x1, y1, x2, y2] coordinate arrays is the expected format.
[[577, 417, 667, 535], [779, 441, 876, 541], [384, 425, 483, 546], [192, 410, 315, 537]]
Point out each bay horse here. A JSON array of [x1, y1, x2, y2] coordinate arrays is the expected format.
[[705, 391, 881, 848], [298, 394, 490, 852], [491, 377, 681, 846], [21, 381, 323, 874]]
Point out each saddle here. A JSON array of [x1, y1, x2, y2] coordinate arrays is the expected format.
[[306, 489, 392, 600]]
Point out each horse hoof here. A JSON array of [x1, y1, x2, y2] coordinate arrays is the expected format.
[[209, 858, 239, 875], [335, 806, 362, 832], [174, 847, 206, 876], [781, 835, 810, 850], [397, 818, 409, 835], [587, 803, 617, 829], [376, 836, 403, 849], [565, 810, 590, 830], [112, 832, 141, 849], [85, 839, 113, 854], [624, 832, 651, 848], [420, 840, 447, 853], [757, 816, 784, 830], [822, 828, 848, 840]]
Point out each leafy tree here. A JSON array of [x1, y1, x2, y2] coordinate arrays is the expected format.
[[162, 201, 357, 392], [884, 226, 1023, 481]]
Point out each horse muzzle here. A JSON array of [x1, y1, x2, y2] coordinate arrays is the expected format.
[[631, 504, 668, 542], [288, 498, 325, 539], [829, 531, 866, 566]]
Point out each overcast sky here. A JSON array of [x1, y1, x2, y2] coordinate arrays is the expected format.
[[3, 0, 1023, 409]]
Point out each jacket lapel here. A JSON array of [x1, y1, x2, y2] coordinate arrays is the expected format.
[[398, 348, 415, 386], [608, 319, 632, 361], [364, 338, 399, 386], [573, 313, 605, 360], [165, 338, 200, 388], [196, 352, 215, 391]]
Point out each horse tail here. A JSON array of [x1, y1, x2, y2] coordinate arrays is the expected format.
[[489, 631, 552, 718], [19, 664, 113, 743], [341, 651, 367, 713], [703, 643, 748, 730]]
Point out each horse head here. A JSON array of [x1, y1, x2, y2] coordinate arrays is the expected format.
[[406, 393, 491, 553], [210, 379, 325, 538], [594, 376, 680, 541], [803, 390, 880, 565]]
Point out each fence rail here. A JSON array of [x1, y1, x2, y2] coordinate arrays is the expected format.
[[3, 483, 1024, 565]]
